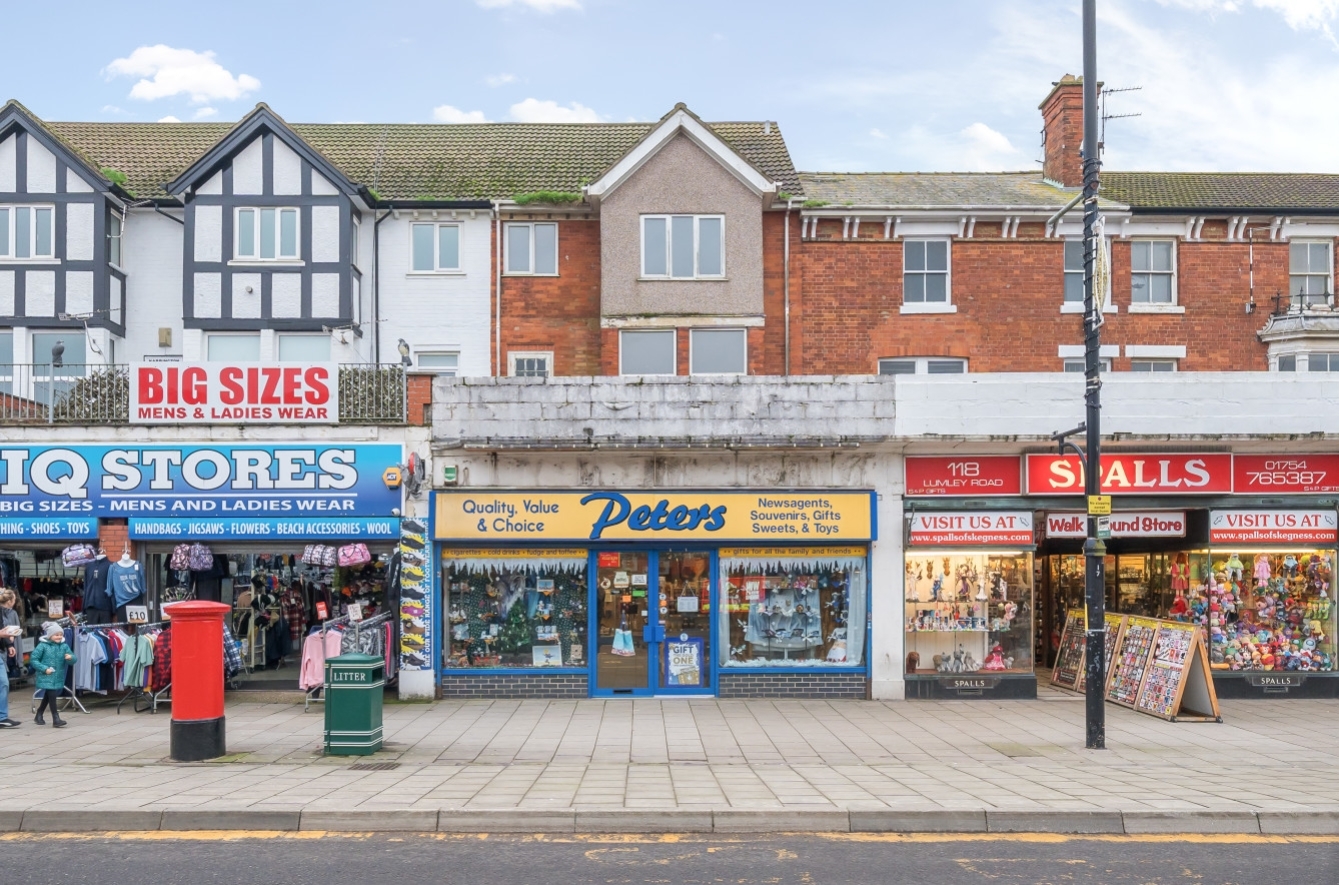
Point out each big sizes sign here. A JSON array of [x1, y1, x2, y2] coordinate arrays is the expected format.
[[130, 363, 338, 424]]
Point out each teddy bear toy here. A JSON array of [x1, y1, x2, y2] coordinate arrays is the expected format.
[[1283, 554, 1299, 579], [1225, 553, 1244, 582]]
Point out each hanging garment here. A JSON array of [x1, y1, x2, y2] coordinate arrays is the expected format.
[[299, 631, 327, 690], [282, 590, 306, 642], [222, 624, 243, 679], [109, 561, 146, 607], [121, 633, 154, 688], [150, 628, 172, 691], [75, 630, 108, 691], [83, 557, 113, 615]]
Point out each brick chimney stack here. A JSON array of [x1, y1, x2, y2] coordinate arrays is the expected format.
[[1040, 75, 1085, 188]]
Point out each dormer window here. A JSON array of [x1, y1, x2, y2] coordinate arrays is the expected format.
[[235, 207, 299, 261]]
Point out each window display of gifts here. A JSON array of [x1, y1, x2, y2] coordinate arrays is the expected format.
[[1192, 551, 1335, 672]]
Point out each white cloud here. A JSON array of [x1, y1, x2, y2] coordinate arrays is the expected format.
[[869, 128, 888, 139], [433, 104, 490, 123], [157, 115, 182, 123], [101, 105, 124, 114], [104, 45, 260, 103], [476, 0, 581, 11], [509, 98, 602, 122], [486, 73, 518, 87], [193, 106, 218, 120]]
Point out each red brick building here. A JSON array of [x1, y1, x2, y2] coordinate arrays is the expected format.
[[498, 76, 1339, 378]]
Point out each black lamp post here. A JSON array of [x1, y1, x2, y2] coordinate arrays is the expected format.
[[1080, 0, 1107, 751]]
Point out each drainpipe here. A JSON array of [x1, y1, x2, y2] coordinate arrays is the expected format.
[[784, 197, 795, 376], [493, 201, 503, 376], [373, 208, 392, 364]]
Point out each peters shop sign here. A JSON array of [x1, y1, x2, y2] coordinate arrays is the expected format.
[[0, 445, 401, 539], [130, 363, 338, 424]]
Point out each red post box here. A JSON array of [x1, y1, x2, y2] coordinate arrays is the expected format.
[[168, 600, 231, 762]]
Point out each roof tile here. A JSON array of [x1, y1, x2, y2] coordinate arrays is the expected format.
[[44, 120, 801, 202]]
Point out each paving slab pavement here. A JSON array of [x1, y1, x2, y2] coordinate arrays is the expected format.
[[1, 688, 1337, 833]]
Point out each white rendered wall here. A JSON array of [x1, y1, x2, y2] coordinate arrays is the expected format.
[[378, 214, 492, 375], [121, 209, 184, 361]]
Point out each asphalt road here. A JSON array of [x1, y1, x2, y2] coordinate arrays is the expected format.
[[0, 832, 1334, 885]]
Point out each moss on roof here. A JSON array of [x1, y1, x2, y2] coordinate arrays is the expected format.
[[44, 119, 802, 202], [1101, 172, 1339, 211]]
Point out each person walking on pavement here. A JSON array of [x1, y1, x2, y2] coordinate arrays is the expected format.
[[0, 589, 21, 728], [30, 622, 75, 728]]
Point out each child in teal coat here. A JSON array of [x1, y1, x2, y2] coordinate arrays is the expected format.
[[30, 622, 75, 728]]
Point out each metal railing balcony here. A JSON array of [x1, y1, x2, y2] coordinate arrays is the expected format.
[[0, 363, 407, 425], [0, 364, 129, 424]]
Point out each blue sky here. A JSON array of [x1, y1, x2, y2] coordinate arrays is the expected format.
[[5, 0, 1339, 173]]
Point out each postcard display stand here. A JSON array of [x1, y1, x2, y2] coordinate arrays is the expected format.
[[1052, 611, 1220, 722], [1050, 609, 1125, 693]]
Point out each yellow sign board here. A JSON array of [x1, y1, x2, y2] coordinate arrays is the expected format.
[[434, 490, 876, 543], [1087, 494, 1112, 516]]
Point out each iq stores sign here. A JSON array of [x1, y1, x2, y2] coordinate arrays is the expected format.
[[0, 445, 402, 532]]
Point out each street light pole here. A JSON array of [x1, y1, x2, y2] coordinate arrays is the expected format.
[[1081, 0, 1106, 751]]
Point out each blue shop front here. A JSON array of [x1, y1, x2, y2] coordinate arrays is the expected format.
[[432, 489, 877, 699]]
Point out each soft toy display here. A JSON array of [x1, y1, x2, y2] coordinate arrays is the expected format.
[[1169, 588, 1189, 619], [1225, 553, 1244, 582], [1209, 550, 1334, 672]]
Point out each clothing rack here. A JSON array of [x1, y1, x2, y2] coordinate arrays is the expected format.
[[116, 618, 170, 712], [303, 613, 393, 711]]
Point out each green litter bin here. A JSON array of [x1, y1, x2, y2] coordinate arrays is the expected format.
[[323, 653, 385, 756]]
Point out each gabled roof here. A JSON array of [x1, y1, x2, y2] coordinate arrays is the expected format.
[[584, 103, 780, 204], [163, 103, 359, 197], [42, 114, 801, 203], [1100, 172, 1339, 214], [796, 171, 1125, 210], [0, 99, 116, 194]]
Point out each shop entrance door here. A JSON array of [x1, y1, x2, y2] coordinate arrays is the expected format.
[[592, 550, 714, 696]]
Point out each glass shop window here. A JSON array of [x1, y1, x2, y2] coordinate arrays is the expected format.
[[718, 548, 867, 667], [443, 550, 588, 668]]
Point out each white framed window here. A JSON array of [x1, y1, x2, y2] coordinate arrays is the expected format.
[[504, 222, 558, 275], [1290, 240, 1332, 308], [1062, 358, 1112, 373], [641, 215, 725, 279], [0, 205, 55, 259], [277, 334, 331, 362], [1129, 359, 1176, 372], [0, 331, 12, 392], [1063, 239, 1084, 303], [417, 352, 459, 375], [235, 207, 299, 261], [1131, 240, 1175, 304], [205, 333, 261, 362], [620, 329, 676, 376], [108, 212, 124, 268], [689, 328, 746, 374], [351, 216, 360, 268], [877, 357, 966, 375], [1279, 353, 1339, 372], [509, 351, 552, 378], [903, 239, 950, 306], [410, 222, 461, 273]]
